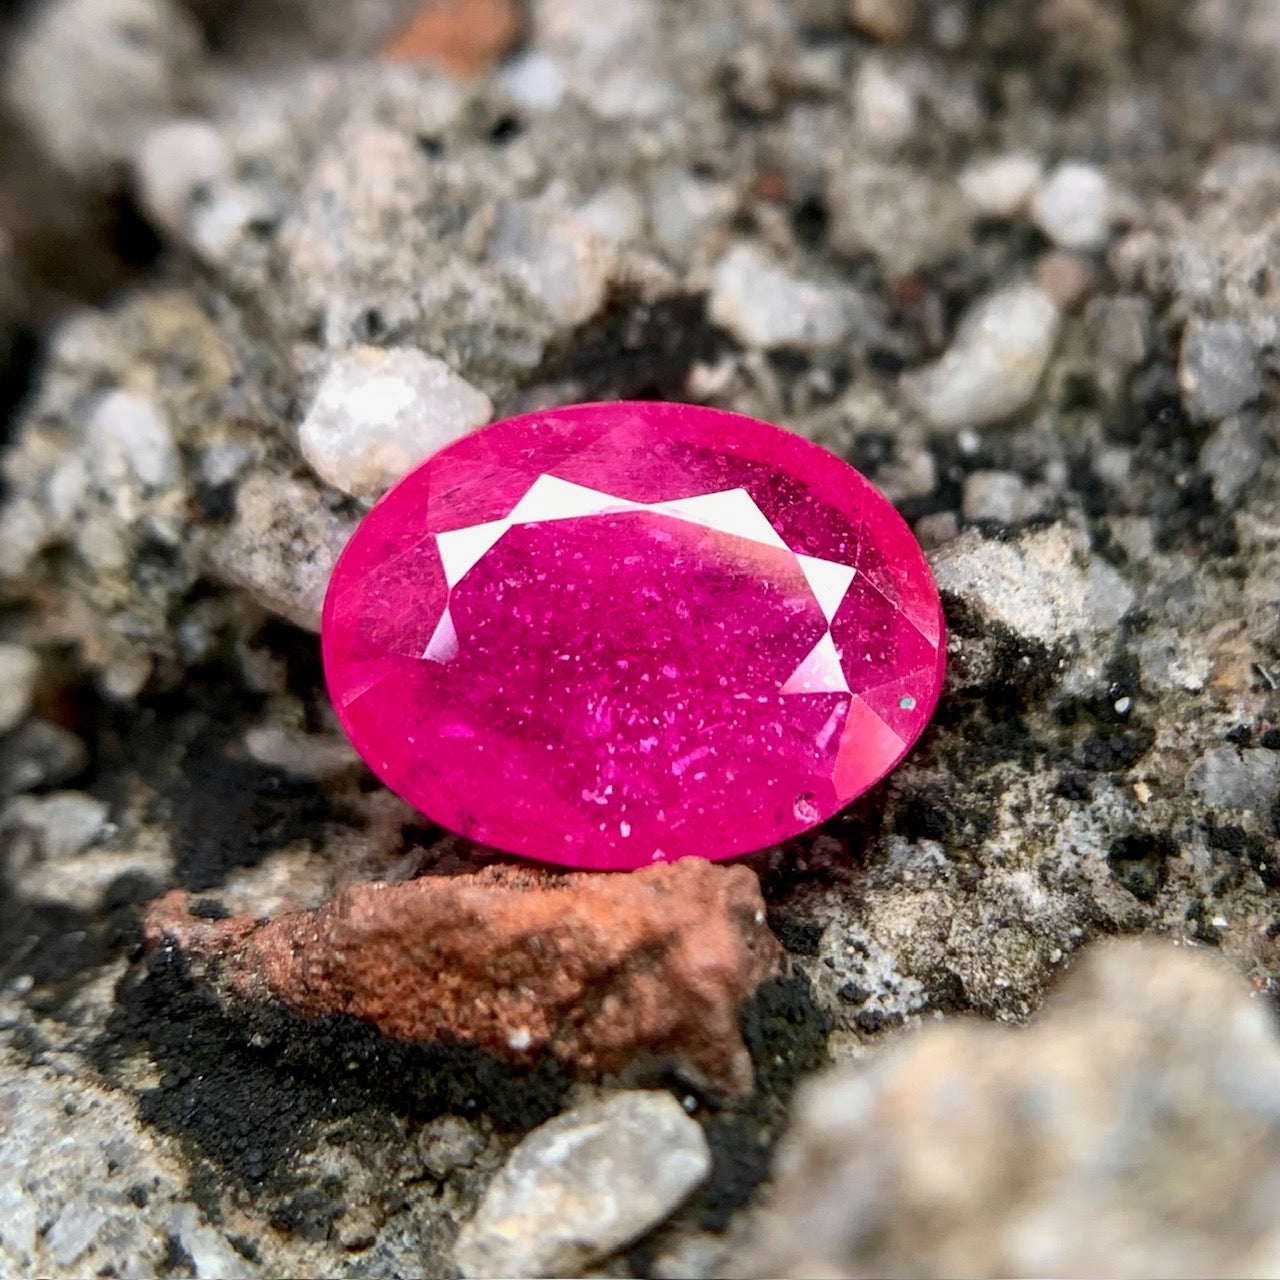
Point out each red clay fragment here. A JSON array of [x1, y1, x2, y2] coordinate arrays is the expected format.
[[382, 0, 521, 78], [145, 859, 782, 1096]]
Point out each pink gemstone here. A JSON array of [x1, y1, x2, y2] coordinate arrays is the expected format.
[[321, 402, 945, 870]]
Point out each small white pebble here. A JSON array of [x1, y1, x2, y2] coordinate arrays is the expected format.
[[1031, 162, 1111, 251], [299, 346, 492, 499], [903, 284, 1061, 430], [709, 243, 852, 351], [1114, 696, 1132, 714], [959, 153, 1043, 218], [853, 58, 917, 150]]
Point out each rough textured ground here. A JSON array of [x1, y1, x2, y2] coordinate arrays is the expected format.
[[1, 0, 1280, 1276]]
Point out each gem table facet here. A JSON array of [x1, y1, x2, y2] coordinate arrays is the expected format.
[[321, 401, 945, 870]]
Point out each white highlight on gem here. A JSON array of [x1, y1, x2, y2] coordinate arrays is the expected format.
[[429, 478, 862, 670], [796, 554, 857, 621], [423, 607, 460, 662], [437, 519, 508, 588], [508, 475, 639, 523], [647, 488, 787, 548], [781, 632, 851, 695]]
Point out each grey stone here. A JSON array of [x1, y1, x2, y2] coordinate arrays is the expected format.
[[243, 724, 361, 779], [298, 346, 492, 499], [454, 1091, 711, 1278], [206, 470, 360, 632], [848, 0, 914, 42], [490, 201, 616, 330], [1087, 295, 1152, 368], [902, 283, 1061, 429], [417, 1114, 486, 1180], [852, 58, 917, 151], [961, 470, 1030, 524], [2, 791, 109, 861], [499, 50, 568, 112], [0, 1048, 254, 1278], [649, 167, 734, 260], [1179, 318, 1262, 422], [0, 644, 38, 736], [744, 941, 1280, 1279], [1186, 747, 1280, 812], [134, 118, 229, 240], [1199, 415, 1264, 506], [188, 181, 277, 266], [576, 185, 646, 247], [167, 1204, 254, 1279], [0, 720, 87, 798]]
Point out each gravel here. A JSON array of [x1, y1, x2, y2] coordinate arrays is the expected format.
[[1199, 415, 1264, 506], [454, 1090, 711, 1278], [827, 163, 972, 279], [2, 0, 201, 182], [2, 790, 109, 861], [133, 118, 230, 240], [0, 1048, 253, 1278], [853, 58, 917, 151], [84, 389, 180, 490], [931, 524, 1133, 652], [490, 199, 616, 329]]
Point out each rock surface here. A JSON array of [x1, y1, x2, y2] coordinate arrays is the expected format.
[[931, 525, 1132, 653], [144, 858, 782, 1095], [454, 1090, 711, 1277], [0, 1047, 251, 1278], [745, 941, 1280, 1279]]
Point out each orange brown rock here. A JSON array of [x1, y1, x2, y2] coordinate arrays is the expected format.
[[383, 0, 521, 79], [145, 859, 782, 1096]]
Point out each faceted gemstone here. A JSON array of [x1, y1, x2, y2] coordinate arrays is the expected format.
[[321, 401, 945, 870]]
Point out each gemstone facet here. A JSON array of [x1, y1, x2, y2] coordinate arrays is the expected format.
[[321, 402, 945, 869]]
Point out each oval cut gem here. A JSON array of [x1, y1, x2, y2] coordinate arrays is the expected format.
[[321, 402, 945, 869]]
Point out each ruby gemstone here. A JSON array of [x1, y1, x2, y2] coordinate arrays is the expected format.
[[321, 402, 945, 870]]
